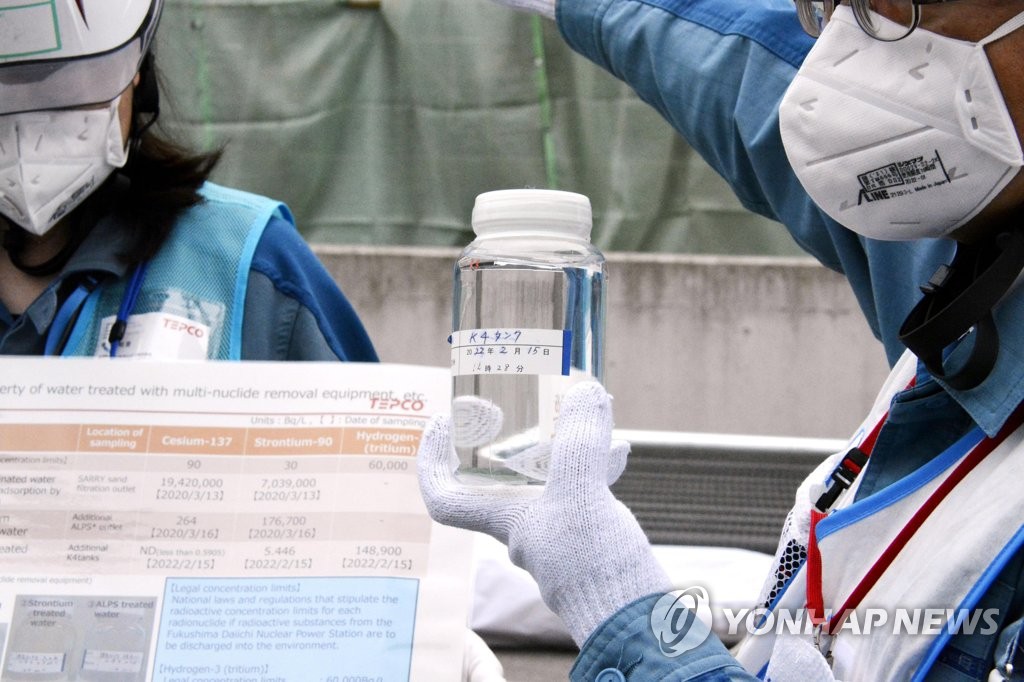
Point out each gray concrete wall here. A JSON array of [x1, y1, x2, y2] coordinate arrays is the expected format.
[[315, 245, 892, 439]]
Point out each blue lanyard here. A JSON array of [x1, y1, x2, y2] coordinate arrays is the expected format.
[[108, 261, 149, 357], [43, 261, 149, 357], [44, 276, 99, 356]]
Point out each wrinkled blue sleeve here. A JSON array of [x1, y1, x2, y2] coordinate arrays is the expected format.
[[554, 0, 965, 676], [556, 0, 957, 366], [242, 217, 378, 362], [571, 595, 755, 680]]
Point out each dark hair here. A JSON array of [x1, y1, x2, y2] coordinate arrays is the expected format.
[[114, 53, 223, 265]]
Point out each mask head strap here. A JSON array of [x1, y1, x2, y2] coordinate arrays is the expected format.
[[979, 11, 1024, 47]]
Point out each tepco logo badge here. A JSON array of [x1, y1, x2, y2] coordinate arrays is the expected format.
[[649, 586, 714, 657]]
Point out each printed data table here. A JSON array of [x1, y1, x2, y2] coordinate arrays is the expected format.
[[0, 359, 470, 682]]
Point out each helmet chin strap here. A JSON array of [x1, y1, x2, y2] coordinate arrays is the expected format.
[[898, 225, 1024, 391]]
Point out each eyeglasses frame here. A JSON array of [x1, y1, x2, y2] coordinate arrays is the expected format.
[[795, 0, 956, 42]]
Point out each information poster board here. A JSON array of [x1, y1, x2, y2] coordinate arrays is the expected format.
[[0, 358, 470, 682]]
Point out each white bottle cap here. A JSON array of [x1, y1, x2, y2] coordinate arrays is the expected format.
[[471, 189, 593, 241]]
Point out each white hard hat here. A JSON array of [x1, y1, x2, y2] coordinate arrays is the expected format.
[[0, 0, 162, 114]]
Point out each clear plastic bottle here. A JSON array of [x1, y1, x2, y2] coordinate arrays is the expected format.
[[451, 189, 606, 484]]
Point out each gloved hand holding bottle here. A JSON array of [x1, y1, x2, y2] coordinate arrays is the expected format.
[[417, 381, 672, 646]]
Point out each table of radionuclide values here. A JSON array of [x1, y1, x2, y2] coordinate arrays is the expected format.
[[0, 418, 432, 574], [0, 358, 471, 682]]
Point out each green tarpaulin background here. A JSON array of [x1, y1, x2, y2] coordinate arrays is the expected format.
[[155, 0, 803, 255]]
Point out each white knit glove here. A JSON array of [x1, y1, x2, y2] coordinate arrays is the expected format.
[[418, 382, 671, 645], [451, 393, 628, 483], [488, 0, 556, 20]]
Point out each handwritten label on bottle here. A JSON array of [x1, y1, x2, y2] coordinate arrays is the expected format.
[[450, 329, 571, 377]]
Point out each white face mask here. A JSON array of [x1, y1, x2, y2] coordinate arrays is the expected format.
[[779, 6, 1024, 241], [0, 96, 129, 236]]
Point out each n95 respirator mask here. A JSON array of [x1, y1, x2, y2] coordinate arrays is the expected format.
[[779, 6, 1024, 241], [0, 96, 129, 236]]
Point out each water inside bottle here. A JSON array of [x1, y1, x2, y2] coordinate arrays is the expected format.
[[452, 256, 604, 484]]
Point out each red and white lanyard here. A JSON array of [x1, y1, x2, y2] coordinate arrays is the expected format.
[[805, 387, 1024, 643]]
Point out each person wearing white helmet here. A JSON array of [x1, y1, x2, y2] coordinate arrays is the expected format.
[[0, 0, 377, 360], [418, 0, 1024, 680], [0, 7, 508, 680]]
